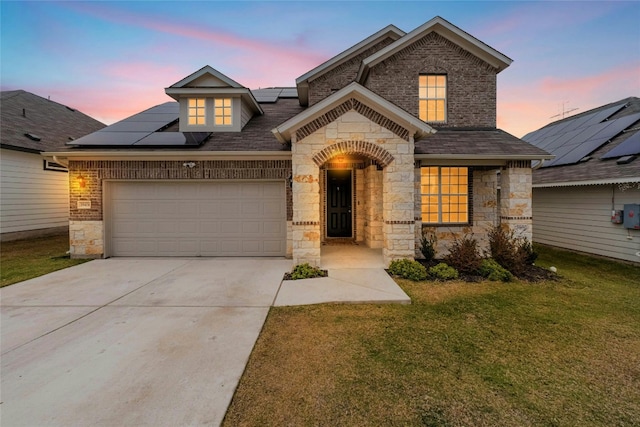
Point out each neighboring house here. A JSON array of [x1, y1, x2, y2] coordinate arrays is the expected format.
[[0, 90, 105, 241], [44, 16, 551, 265], [523, 97, 640, 263]]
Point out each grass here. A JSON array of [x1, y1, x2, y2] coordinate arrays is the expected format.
[[223, 245, 640, 426], [1, 234, 90, 287]]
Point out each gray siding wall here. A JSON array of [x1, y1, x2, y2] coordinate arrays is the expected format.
[[533, 185, 640, 263], [0, 148, 69, 234]]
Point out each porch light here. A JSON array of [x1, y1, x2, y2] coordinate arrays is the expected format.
[[77, 174, 86, 188]]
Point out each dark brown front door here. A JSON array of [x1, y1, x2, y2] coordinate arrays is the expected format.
[[327, 169, 352, 237]]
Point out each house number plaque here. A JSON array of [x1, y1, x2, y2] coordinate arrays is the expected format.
[[77, 200, 91, 209]]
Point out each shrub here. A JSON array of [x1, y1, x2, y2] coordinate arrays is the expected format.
[[479, 258, 513, 282], [388, 259, 428, 281], [420, 232, 437, 262], [290, 263, 326, 280], [429, 263, 459, 280], [488, 225, 537, 276], [444, 233, 482, 276]]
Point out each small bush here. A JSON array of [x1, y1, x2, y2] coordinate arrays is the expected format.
[[429, 263, 459, 280], [420, 232, 437, 262], [389, 259, 428, 281], [444, 233, 482, 275], [290, 263, 327, 280], [479, 258, 513, 282], [488, 225, 537, 276]]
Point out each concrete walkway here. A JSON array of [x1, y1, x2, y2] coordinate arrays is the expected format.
[[0, 251, 409, 426], [274, 246, 410, 306]]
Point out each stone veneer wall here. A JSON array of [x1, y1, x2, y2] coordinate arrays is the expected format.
[[500, 161, 533, 241], [417, 167, 499, 257], [363, 165, 383, 248], [292, 110, 414, 266], [68, 160, 292, 258]]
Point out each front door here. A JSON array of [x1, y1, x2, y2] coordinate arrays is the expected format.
[[327, 169, 352, 237]]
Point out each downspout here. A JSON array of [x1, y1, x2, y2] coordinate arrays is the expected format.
[[532, 159, 546, 170], [53, 155, 69, 167]]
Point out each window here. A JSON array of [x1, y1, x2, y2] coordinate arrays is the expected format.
[[214, 98, 232, 126], [419, 75, 446, 122], [421, 167, 469, 223], [188, 98, 206, 125]]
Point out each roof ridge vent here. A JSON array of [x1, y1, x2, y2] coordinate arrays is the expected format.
[[24, 133, 41, 141], [617, 155, 637, 165]]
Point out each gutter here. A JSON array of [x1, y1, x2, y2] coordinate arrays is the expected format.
[[42, 151, 292, 162], [534, 176, 640, 188]]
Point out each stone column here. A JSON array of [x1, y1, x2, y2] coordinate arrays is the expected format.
[[500, 161, 533, 241], [382, 149, 415, 265], [291, 138, 321, 267]]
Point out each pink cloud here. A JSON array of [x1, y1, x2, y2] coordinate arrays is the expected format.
[[498, 61, 640, 137]]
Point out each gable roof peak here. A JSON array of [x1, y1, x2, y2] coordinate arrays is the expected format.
[[356, 16, 513, 83], [168, 65, 245, 89]]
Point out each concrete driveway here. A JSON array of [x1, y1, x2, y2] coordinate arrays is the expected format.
[[0, 258, 291, 427]]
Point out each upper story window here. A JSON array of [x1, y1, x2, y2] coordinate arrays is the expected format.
[[214, 98, 232, 126], [421, 166, 469, 224], [419, 75, 447, 123], [188, 98, 206, 125]]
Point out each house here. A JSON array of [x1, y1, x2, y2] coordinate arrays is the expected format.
[[43, 16, 551, 266], [523, 97, 640, 263], [0, 90, 105, 241]]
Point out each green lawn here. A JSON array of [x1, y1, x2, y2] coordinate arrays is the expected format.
[[224, 246, 640, 426], [1, 234, 90, 287]]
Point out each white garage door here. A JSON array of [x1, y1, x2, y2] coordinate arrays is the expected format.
[[108, 181, 286, 256]]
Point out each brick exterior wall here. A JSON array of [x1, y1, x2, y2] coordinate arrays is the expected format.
[[68, 160, 292, 258], [364, 32, 498, 128], [308, 37, 397, 106]]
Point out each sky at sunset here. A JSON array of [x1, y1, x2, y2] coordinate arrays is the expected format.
[[1, 1, 639, 137]]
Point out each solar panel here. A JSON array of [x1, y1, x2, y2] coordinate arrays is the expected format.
[[99, 120, 175, 132], [593, 112, 640, 141], [70, 102, 180, 146], [68, 132, 150, 146], [546, 137, 610, 167], [280, 88, 298, 98], [134, 132, 210, 146], [582, 103, 626, 127], [602, 132, 640, 159]]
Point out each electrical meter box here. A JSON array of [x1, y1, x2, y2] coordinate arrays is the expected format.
[[611, 210, 623, 224], [623, 204, 640, 229]]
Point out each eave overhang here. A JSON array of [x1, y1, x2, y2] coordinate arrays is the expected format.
[[164, 87, 263, 115], [42, 151, 291, 165], [533, 176, 640, 188], [295, 25, 406, 106], [273, 82, 435, 144], [356, 16, 513, 83]]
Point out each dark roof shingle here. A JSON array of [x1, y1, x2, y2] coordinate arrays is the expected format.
[[1, 90, 105, 152]]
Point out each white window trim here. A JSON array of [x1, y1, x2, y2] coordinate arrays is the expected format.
[[419, 74, 447, 123], [421, 166, 470, 225]]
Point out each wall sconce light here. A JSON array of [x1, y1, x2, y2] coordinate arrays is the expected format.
[[183, 162, 196, 168], [77, 174, 86, 188]]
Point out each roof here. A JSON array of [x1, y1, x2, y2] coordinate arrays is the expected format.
[[356, 16, 513, 83], [1, 90, 105, 153], [165, 65, 262, 115], [296, 25, 405, 105], [58, 96, 303, 154], [525, 97, 640, 187], [414, 128, 552, 161], [273, 82, 435, 144]]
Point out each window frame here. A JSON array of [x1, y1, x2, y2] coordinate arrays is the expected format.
[[418, 74, 447, 123], [187, 98, 206, 126], [214, 98, 233, 126], [420, 166, 471, 225]]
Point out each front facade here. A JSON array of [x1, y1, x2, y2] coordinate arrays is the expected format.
[[46, 17, 550, 266], [524, 97, 640, 263], [1, 90, 105, 241]]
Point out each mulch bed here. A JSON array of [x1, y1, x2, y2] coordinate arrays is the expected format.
[[416, 259, 557, 283]]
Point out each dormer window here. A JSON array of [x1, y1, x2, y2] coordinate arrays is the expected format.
[[188, 98, 206, 125], [419, 75, 446, 123], [214, 98, 232, 126]]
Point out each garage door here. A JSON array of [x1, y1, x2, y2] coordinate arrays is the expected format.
[[108, 181, 286, 256]]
